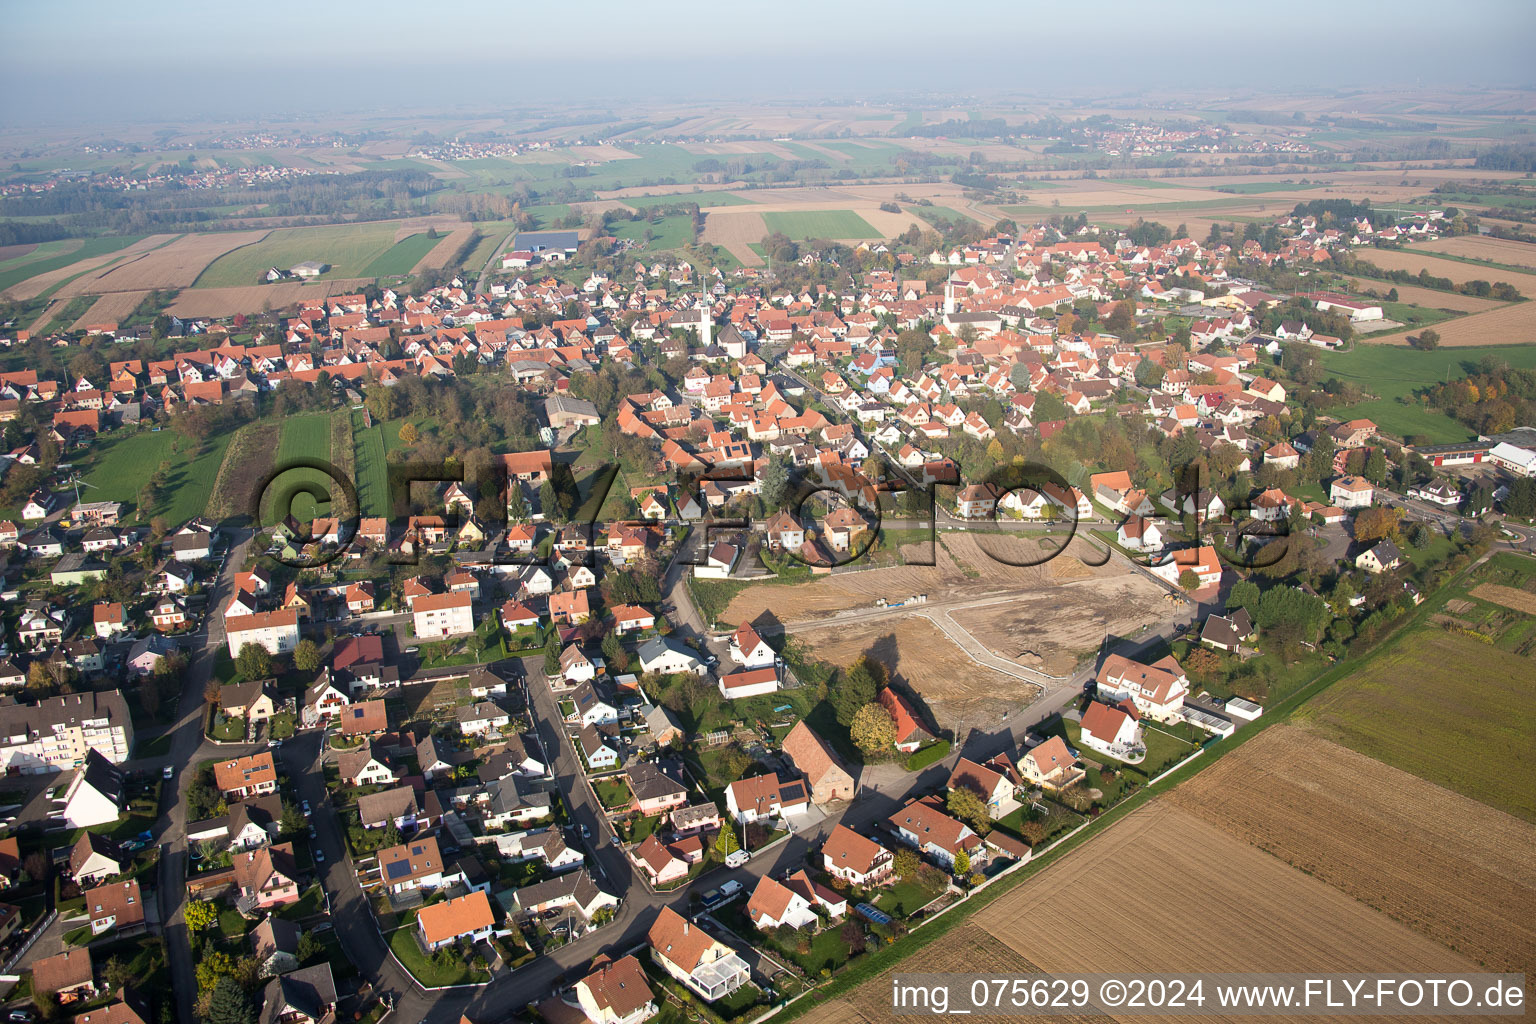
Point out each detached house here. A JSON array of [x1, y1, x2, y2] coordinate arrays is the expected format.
[[821, 825, 893, 887], [647, 907, 750, 1004]]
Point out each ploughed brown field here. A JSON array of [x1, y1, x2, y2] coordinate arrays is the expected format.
[[1367, 300, 1536, 347], [70, 290, 152, 331], [165, 279, 372, 318], [55, 230, 270, 295], [798, 799, 1486, 1024], [1355, 246, 1536, 288], [1, 234, 178, 300], [1169, 724, 1536, 973], [1419, 234, 1536, 270]]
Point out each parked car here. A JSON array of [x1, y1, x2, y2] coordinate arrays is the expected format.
[[314, 848, 325, 863], [301, 800, 311, 817], [162, 765, 174, 780]]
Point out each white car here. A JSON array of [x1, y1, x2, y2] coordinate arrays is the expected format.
[[314, 848, 325, 863], [162, 765, 174, 780]]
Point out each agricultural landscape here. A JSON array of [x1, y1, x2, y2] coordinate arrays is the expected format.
[[3, 15, 1536, 1024]]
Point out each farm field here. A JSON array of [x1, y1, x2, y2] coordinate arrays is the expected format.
[[2, 234, 173, 300], [760, 210, 881, 240], [409, 226, 475, 274], [70, 290, 152, 330], [359, 233, 441, 278], [165, 279, 371, 318], [266, 413, 339, 522], [351, 411, 426, 517], [1383, 299, 1536, 347], [1354, 245, 1536, 288], [611, 213, 696, 251], [801, 801, 1483, 1024], [796, 617, 1039, 730], [1293, 628, 1536, 822], [700, 211, 768, 267], [1170, 724, 1536, 972], [56, 230, 270, 296], [1418, 234, 1536, 271], [1333, 276, 1507, 313], [194, 222, 425, 288]]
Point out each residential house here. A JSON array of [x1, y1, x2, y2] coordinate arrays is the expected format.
[[647, 907, 749, 1003], [83, 879, 144, 936], [214, 752, 278, 799], [574, 954, 656, 1024], [724, 774, 809, 825], [1356, 539, 1404, 575], [887, 796, 984, 871], [821, 825, 893, 887], [1017, 736, 1083, 791], [1096, 653, 1189, 722], [232, 843, 300, 910], [745, 875, 817, 931], [258, 963, 337, 1024]]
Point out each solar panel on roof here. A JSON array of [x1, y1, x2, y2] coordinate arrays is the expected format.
[[385, 860, 411, 880]]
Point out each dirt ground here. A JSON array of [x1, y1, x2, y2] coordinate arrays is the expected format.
[[803, 799, 1482, 1024], [795, 617, 1040, 731], [1469, 582, 1536, 615], [951, 573, 1171, 676], [1169, 724, 1536, 972], [700, 210, 767, 267]]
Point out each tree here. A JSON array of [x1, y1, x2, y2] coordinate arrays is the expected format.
[[1133, 357, 1165, 389], [1409, 329, 1440, 351], [205, 978, 254, 1024], [841, 919, 866, 955], [946, 786, 991, 834], [893, 848, 923, 880], [1178, 569, 1200, 592], [715, 823, 739, 857], [235, 643, 272, 680], [292, 639, 321, 674], [1503, 477, 1536, 519], [381, 818, 401, 849], [542, 631, 561, 676], [296, 931, 323, 965], [397, 421, 419, 446], [1354, 505, 1403, 543], [184, 899, 219, 932], [280, 801, 306, 836], [833, 657, 885, 726], [849, 702, 896, 756], [953, 848, 971, 876], [759, 454, 792, 511]]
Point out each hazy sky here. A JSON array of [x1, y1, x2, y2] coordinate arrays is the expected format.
[[3, 0, 1534, 126]]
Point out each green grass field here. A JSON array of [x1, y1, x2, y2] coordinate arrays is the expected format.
[[1295, 627, 1536, 822], [77, 428, 234, 524], [611, 213, 695, 250], [194, 223, 419, 288], [761, 210, 881, 240], [359, 233, 440, 278], [268, 413, 337, 522], [1318, 342, 1536, 442], [0, 235, 146, 294]]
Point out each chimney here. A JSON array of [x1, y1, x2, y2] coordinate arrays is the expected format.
[[683, 920, 690, 935]]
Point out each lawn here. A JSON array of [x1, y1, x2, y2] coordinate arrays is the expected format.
[[1294, 626, 1536, 822], [194, 221, 411, 287], [761, 210, 881, 240], [76, 427, 233, 524], [268, 412, 337, 522], [352, 412, 430, 517], [627, 191, 756, 208], [359, 233, 441, 278], [872, 876, 945, 918], [592, 776, 634, 810], [388, 928, 482, 987], [611, 214, 696, 251]]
